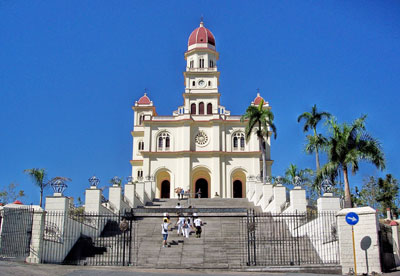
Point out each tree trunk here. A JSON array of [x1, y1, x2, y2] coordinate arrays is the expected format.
[[39, 188, 43, 208], [313, 128, 321, 172], [259, 137, 267, 185], [315, 147, 320, 172], [343, 166, 352, 208]]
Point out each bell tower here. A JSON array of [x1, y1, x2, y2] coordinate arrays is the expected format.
[[183, 21, 220, 115]]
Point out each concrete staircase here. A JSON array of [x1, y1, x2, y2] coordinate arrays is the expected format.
[[71, 198, 332, 270], [134, 198, 254, 268]]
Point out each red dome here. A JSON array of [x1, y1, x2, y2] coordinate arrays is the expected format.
[[13, 200, 23, 205], [138, 93, 151, 105], [253, 93, 268, 106], [188, 22, 215, 47]]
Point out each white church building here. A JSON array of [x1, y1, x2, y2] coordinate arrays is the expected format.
[[131, 22, 273, 199]]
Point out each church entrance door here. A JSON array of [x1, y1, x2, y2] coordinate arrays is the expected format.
[[161, 180, 170, 198], [233, 180, 243, 198], [195, 178, 208, 198]]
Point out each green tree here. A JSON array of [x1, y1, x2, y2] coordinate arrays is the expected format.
[[376, 174, 399, 216], [317, 115, 385, 208], [0, 183, 25, 204], [24, 168, 47, 207], [298, 104, 331, 172], [241, 99, 277, 185]]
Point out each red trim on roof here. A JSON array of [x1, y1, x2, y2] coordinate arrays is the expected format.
[[188, 23, 216, 47], [138, 94, 151, 105]]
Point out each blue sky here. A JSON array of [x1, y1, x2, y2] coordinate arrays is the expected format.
[[1, 1, 399, 205]]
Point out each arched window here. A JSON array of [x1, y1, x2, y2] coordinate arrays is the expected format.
[[137, 169, 143, 181], [233, 132, 245, 151], [199, 58, 204, 68], [139, 114, 145, 125], [199, 102, 204, 114], [208, 80, 211, 86], [233, 136, 238, 148], [138, 141, 144, 151], [192, 81, 195, 86], [207, 103, 212, 114], [191, 103, 196, 114], [209, 60, 214, 68], [190, 60, 194, 68], [157, 132, 171, 151]]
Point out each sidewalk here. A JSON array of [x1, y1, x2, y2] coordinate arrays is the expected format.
[[0, 260, 340, 276]]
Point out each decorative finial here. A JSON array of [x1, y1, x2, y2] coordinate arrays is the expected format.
[[321, 178, 333, 194], [89, 175, 100, 187], [200, 15, 204, 27], [144, 88, 148, 96], [256, 88, 260, 96]]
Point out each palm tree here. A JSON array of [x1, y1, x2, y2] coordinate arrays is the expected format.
[[241, 99, 277, 185], [24, 168, 47, 207], [298, 104, 331, 172], [284, 164, 313, 186], [317, 115, 385, 208]]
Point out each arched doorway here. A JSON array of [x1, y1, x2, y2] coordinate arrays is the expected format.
[[195, 178, 208, 198], [233, 180, 243, 198], [161, 180, 170, 198]]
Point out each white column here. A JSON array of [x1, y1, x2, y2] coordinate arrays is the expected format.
[[136, 182, 146, 205], [273, 185, 287, 213], [124, 183, 137, 208], [26, 207, 45, 264], [253, 182, 263, 205], [211, 156, 221, 198], [144, 180, 153, 202], [85, 187, 102, 213], [391, 221, 400, 266], [289, 186, 306, 213], [261, 184, 273, 211], [247, 180, 255, 201], [337, 207, 382, 275], [317, 193, 341, 212], [109, 185, 122, 212]]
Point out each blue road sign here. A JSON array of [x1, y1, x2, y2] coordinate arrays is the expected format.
[[345, 212, 359, 225]]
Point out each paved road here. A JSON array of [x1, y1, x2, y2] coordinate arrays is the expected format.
[[1, 260, 400, 276]]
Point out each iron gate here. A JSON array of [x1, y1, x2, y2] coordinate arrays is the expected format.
[[0, 207, 34, 258], [241, 210, 339, 266], [41, 209, 137, 266]]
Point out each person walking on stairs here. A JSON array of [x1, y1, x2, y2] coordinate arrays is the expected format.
[[194, 216, 203, 238], [176, 213, 185, 236], [161, 218, 171, 248], [183, 218, 190, 238]]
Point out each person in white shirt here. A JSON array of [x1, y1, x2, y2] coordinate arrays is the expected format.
[[183, 218, 190, 238], [161, 218, 171, 247], [194, 217, 203, 238], [176, 214, 185, 235]]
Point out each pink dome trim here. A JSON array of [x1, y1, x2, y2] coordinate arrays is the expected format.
[[188, 22, 215, 47], [253, 93, 268, 106], [138, 93, 151, 105]]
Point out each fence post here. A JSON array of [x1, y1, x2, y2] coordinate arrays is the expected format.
[[246, 209, 251, 265], [26, 208, 45, 264], [252, 209, 257, 265], [296, 210, 301, 265]]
